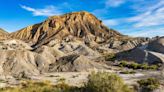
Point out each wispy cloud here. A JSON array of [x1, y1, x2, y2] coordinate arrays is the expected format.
[[105, 0, 126, 8], [92, 0, 126, 16], [127, 27, 164, 37], [127, 1, 164, 28], [20, 5, 63, 16], [103, 19, 120, 26]]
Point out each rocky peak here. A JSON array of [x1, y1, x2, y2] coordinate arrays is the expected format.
[[10, 11, 122, 48]]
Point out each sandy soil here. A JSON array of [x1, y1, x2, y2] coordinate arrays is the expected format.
[[0, 69, 163, 88]]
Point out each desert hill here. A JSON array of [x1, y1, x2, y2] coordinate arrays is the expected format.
[[0, 11, 164, 91], [0, 11, 162, 80], [10, 11, 123, 48], [10, 11, 147, 52]]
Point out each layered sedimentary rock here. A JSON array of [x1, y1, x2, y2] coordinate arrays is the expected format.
[[10, 11, 122, 48]]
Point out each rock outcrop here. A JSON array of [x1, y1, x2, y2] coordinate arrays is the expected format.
[[117, 37, 164, 65], [10, 11, 148, 54], [147, 37, 164, 54], [117, 48, 164, 64]]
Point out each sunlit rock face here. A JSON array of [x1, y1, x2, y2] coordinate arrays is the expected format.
[[10, 11, 122, 48]]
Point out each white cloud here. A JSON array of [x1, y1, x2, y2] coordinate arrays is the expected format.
[[20, 5, 63, 16], [92, 0, 164, 37], [92, 0, 126, 17], [105, 0, 125, 8], [92, 9, 108, 17], [127, 27, 164, 37], [103, 19, 119, 26], [127, 1, 164, 28]]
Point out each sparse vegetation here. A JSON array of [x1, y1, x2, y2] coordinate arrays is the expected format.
[[72, 74, 79, 78], [105, 53, 116, 61], [118, 61, 158, 70], [85, 72, 134, 92], [0, 79, 6, 83], [0, 72, 135, 92], [48, 75, 60, 77], [120, 70, 136, 74], [0, 80, 82, 92], [57, 77, 66, 83], [137, 78, 160, 92]]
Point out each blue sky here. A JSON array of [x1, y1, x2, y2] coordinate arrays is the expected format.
[[0, 0, 164, 37]]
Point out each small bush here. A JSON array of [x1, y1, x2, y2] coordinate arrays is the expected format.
[[57, 78, 66, 83], [118, 61, 158, 70], [0, 72, 136, 92], [118, 61, 128, 67], [105, 53, 116, 61], [137, 78, 160, 91], [48, 75, 60, 77], [130, 62, 138, 69], [0, 80, 82, 92], [149, 65, 158, 70], [120, 70, 136, 74], [85, 72, 133, 92]]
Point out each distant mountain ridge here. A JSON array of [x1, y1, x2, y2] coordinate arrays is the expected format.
[[0, 28, 8, 34], [0, 28, 9, 40]]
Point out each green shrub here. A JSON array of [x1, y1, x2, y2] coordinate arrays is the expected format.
[[57, 77, 66, 83], [130, 62, 138, 69], [0, 80, 82, 92], [139, 64, 148, 69], [120, 70, 136, 74], [105, 53, 116, 61], [85, 72, 134, 92], [149, 65, 158, 70], [118, 61, 158, 70], [119, 61, 128, 67], [137, 78, 160, 91], [0, 72, 138, 92]]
